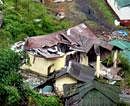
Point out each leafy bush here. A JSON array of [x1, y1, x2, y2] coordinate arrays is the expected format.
[[102, 52, 114, 67], [0, 84, 21, 106], [0, 48, 61, 106], [0, 48, 21, 82]]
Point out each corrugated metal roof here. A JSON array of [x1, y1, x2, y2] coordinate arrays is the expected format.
[[25, 31, 64, 49], [25, 24, 115, 58], [109, 39, 130, 50], [67, 62, 95, 81], [116, 0, 130, 8], [109, 39, 130, 62], [64, 81, 120, 106]]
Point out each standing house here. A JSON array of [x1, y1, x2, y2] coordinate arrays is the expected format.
[[22, 23, 119, 78], [106, 0, 130, 26]]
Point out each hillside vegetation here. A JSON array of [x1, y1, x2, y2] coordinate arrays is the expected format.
[[90, 0, 115, 26], [0, 48, 61, 106], [0, 0, 71, 47]]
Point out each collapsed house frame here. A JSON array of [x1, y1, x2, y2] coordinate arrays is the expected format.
[[22, 23, 120, 78]]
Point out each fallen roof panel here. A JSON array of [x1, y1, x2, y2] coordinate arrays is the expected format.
[[25, 31, 65, 49], [35, 62, 95, 89]]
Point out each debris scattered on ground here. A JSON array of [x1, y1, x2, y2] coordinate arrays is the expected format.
[[114, 19, 120, 26], [11, 41, 25, 52], [91, 63, 122, 81], [21, 70, 46, 88]]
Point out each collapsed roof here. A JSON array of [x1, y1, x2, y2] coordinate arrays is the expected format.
[[35, 62, 95, 89], [24, 23, 115, 59]]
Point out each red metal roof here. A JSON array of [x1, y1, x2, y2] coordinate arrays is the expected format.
[[25, 31, 64, 49], [25, 23, 114, 58]]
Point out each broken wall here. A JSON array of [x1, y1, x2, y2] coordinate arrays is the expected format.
[[21, 53, 67, 76]]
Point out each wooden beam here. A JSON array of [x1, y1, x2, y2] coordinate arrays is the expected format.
[[96, 55, 100, 78], [80, 53, 89, 66], [113, 50, 118, 68]]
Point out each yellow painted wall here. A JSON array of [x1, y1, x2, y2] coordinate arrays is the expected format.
[[55, 76, 77, 95], [21, 52, 89, 76], [21, 53, 66, 76]]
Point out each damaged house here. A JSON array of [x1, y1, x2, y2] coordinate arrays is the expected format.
[[22, 23, 120, 78], [18, 23, 122, 105], [35, 64, 121, 105], [35, 62, 95, 95]]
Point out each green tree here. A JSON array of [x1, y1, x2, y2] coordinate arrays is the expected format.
[[0, 48, 61, 106], [0, 48, 22, 105]]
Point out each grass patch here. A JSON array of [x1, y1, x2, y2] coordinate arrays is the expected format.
[[0, 0, 71, 47], [90, 0, 115, 26]]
